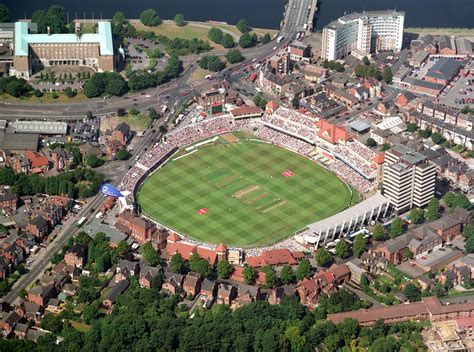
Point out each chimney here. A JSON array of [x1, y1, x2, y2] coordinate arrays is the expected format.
[[47, 26, 51, 35]]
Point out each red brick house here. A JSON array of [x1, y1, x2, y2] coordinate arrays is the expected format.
[[26, 216, 49, 240], [183, 272, 202, 298], [217, 283, 236, 305], [200, 279, 217, 300], [329, 264, 351, 285], [162, 272, 184, 295], [139, 265, 161, 289], [245, 249, 305, 268], [0, 187, 18, 211], [27, 285, 55, 307], [111, 122, 131, 146], [24, 151, 49, 174], [64, 244, 87, 268], [103, 279, 129, 309]]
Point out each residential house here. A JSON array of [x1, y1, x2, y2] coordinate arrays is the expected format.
[[64, 244, 87, 268], [117, 259, 140, 277], [0, 311, 21, 335], [27, 285, 55, 307], [233, 284, 260, 308], [16, 301, 43, 323], [216, 283, 236, 305], [200, 279, 217, 301], [24, 151, 49, 174], [183, 272, 202, 298], [162, 272, 184, 295], [268, 285, 296, 305], [0, 187, 18, 211], [103, 279, 130, 309], [51, 147, 74, 171], [139, 264, 161, 289], [13, 323, 29, 339], [328, 264, 351, 285], [26, 216, 49, 240]]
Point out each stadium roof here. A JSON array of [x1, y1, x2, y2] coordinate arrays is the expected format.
[[11, 120, 68, 135], [14, 21, 113, 57], [306, 193, 389, 237]]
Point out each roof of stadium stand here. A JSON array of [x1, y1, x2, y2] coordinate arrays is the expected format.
[[305, 193, 389, 239], [14, 21, 113, 56]]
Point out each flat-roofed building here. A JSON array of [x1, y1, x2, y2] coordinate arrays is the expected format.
[[12, 21, 114, 78], [383, 144, 436, 213], [322, 10, 404, 60]]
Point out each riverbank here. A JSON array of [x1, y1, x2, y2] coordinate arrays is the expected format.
[[131, 19, 278, 50], [405, 27, 474, 38]]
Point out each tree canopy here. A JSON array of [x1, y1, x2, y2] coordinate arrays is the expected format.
[[426, 198, 440, 221], [140, 9, 161, 26], [199, 55, 226, 72], [315, 248, 333, 267], [173, 13, 185, 26], [0, 5, 10, 22], [32, 5, 67, 34], [353, 234, 367, 258], [141, 241, 160, 266], [390, 217, 405, 238], [236, 19, 251, 33], [225, 49, 245, 64]]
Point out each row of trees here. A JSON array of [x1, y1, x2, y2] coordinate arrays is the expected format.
[[354, 64, 393, 84], [0, 166, 104, 199], [208, 28, 236, 48], [83, 72, 127, 98]]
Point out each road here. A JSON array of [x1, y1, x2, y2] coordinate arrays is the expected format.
[[1, 66, 193, 305]]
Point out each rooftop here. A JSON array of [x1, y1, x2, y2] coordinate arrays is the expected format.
[[14, 21, 113, 57]]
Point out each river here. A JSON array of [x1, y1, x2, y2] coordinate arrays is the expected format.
[[3, 0, 474, 29]]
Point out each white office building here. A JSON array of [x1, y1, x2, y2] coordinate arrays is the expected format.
[[321, 10, 405, 61], [382, 144, 436, 213]]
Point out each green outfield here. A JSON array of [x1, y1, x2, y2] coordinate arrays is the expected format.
[[137, 137, 356, 247]]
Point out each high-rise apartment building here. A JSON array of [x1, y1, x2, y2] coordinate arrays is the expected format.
[[321, 10, 405, 61], [382, 144, 436, 213]]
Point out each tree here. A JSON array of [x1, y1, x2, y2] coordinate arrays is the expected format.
[[142, 242, 160, 266], [295, 258, 312, 281], [217, 260, 233, 279], [173, 13, 185, 26], [382, 66, 393, 84], [406, 122, 418, 133], [148, 108, 158, 120], [262, 33, 271, 44], [83, 301, 103, 324], [365, 137, 377, 147], [291, 96, 300, 109], [208, 28, 224, 44], [140, 9, 160, 27], [96, 252, 111, 272], [280, 264, 295, 285], [236, 19, 250, 33], [431, 132, 446, 145], [41, 313, 63, 333], [5, 78, 31, 97], [239, 32, 256, 48], [315, 248, 333, 267], [362, 56, 370, 65], [115, 149, 130, 161], [409, 208, 425, 224], [403, 248, 414, 260], [453, 193, 471, 210], [335, 241, 350, 258], [129, 107, 139, 115], [170, 253, 186, 274], [0, 5, 9, 22], [372, 224, 387, 241], [360, 273, 369, 290], [261, 265, 276, 287], [199, 55, 225, 72], [220, 33, 236, 48], [353, 234, 367, 258], [390, 217, 404, 238], [443, 192, 456, 208], [86, 154, 104, 168], [225, 49, 245, 64], [426, 198, 440, 221], [418, 128, 432, 138], [189, 253, 212, 278], [243, 265, 256, 284], [403, 283, 421, 302], [34, 89, 44, 97], [64, 86, 74, 98], [466, 236, 474, 253], [117, 240, 129, 256]]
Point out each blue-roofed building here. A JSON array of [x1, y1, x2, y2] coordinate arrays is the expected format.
[[12, 21, 114, 78]]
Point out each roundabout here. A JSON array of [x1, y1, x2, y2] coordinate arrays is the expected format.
[[137, 134, 356, 247]]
